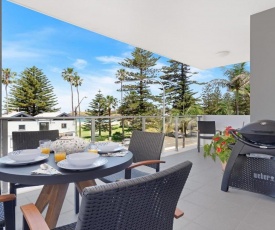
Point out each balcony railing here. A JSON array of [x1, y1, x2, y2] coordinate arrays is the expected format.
[[0, 115, 198, 156]]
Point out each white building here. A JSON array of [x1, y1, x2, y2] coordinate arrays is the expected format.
[[3, 111, 75, 152]]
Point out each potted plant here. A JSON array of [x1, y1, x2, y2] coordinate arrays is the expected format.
[[203, 126, 236, 170]]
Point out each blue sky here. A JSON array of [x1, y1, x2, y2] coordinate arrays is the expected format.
[[2, 0, 250, 113]]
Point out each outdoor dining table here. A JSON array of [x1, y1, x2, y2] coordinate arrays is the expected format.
[[0, 152, 133, 230]]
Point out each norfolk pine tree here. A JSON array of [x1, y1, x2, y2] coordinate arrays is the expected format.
[[117, 48, 160, 130], [161, 60, 199, 135], [9, 66, 59, 116]]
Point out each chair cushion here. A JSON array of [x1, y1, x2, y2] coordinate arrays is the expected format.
[[100, 169, 149, 183]]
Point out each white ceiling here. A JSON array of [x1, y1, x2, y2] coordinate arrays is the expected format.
[[8, 0, 275, 69]]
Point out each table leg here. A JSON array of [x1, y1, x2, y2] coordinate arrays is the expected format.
[[35, 184, 69, 229]]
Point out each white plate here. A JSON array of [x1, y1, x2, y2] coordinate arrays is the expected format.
[[0, 154, 49, 165], [57, 157, 108, 171], [98, 146, 125, 154]]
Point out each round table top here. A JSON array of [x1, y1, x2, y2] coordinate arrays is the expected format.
[[0, 152, 133, 185]]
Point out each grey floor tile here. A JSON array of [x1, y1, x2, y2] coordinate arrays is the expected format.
[[235, 222, 260, 230], [180, 222, 210, 230], [193, 209, 240, 230], [243, 210, 275, 230], [173, 217, 191, 230], [177, 200, 207, 221], [12, 146, 275, 230]]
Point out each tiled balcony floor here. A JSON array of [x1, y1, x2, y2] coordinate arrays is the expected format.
[[15, 146, 275, 230]]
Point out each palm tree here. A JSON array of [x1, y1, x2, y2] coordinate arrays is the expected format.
[[2, 68, 16, 114], [115, 69, 127, 104], [72, 75, 84, 137], [106, 95, 118, 139], [62, 68, 76, 115], [115, 69, 127, 138], [72, 75, 83, 116], [223, 63, 250, 115], [212, 62, 250, 115]]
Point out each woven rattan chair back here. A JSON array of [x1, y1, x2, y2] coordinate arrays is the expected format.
[[197, 121, 216, 152], [75, 161, 192, 230], [198, 121, 216, 134], [128, 130, 165, 169], [12, 130, 59, 150]]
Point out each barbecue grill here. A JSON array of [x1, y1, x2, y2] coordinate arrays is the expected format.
[[221, 120, 275, 197]]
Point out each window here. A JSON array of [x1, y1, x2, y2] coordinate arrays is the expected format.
[[61, 123, 67, 129], [39, 122, 49, 131], [18, 125, 25, 130]]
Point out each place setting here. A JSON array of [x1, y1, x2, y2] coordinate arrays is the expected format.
[[0, 148, 49, 166], [57, 152, 108, 171], [56, 141, 128, 171], [86, 141, 128, 157]]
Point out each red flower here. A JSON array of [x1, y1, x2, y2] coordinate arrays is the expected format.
[[216, 147, 222, 154], [221, 141, 226, 146], [224, 126, 233, 136], [213, 137, 220, 142]]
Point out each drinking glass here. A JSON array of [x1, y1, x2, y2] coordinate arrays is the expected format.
[[87, 142, 98, 154], [39, 140, 51, 154], [54, 147, 66, 162]]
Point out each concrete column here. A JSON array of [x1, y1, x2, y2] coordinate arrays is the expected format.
[[251, 7, 275, 121]]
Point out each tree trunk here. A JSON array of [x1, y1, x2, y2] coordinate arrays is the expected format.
[[108, 108, 112, 138], [5, 85, 8, 114], [70, 83, 74, 116], [77, 87, 82, 137], [235, 90, 239, 115]]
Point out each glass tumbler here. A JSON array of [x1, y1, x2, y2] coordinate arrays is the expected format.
[[39, 140, 51, 154], [54, 146, 67, 162]]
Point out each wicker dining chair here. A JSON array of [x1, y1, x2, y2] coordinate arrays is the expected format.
[[0, 194, 16, 230], [21, 161, 192, 230], [74, 130, 165, 214], [10, 130, 60, 199], [197, 121, 220, 152], [12, 130, 59, 151], [100, 130, 165, 182]]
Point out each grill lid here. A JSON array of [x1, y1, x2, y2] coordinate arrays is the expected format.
[[239, 120, 275, 145]]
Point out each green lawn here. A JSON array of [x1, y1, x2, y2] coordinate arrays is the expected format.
[[80, 125, 132, 142]]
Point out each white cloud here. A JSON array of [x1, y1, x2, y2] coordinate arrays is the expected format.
[[16, 27, 56, 40], [73, 59, 88, 69], [50, 67, 63, 74], [96, 56, 123, 64], [189, 67, 214, 82], [155, 61, 167, 69], [3, 45, 42, 59]]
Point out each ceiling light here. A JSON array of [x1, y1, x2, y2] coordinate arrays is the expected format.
[[216, 51, 230, 57]]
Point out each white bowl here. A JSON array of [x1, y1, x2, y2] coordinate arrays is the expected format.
[[8, 149, 40, 162], [97, 142, 122, 153], [66, 152, 99, 167]]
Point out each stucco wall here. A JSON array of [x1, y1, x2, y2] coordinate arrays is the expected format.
[[251, 7, 275, 121]]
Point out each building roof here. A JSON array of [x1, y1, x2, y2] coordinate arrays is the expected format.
[[35, 112, 69, 117], [9, 0, 275, 69], [2, 111, 32, 118]]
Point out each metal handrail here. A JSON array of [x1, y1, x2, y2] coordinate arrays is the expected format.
[[0, 115, 198, 157]]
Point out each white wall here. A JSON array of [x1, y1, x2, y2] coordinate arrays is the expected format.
[[199, 115, 250, 145], [201, 115, 250, 131], [251, 7, 275, 121], [7, 120, 75, 152]]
